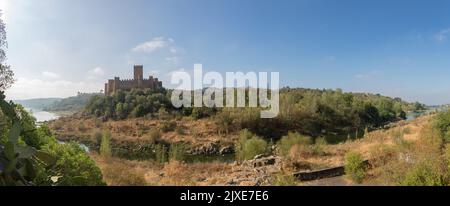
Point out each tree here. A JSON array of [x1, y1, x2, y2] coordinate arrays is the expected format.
[[0, 12, 14, 91]]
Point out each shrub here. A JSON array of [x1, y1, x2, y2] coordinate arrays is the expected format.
[[169, 144, 185, 162], [315, 137, 328, 145], [243, 137, 268, 159], [93, 130, 103, 145], [154, 144, 168, 164], [400, 161, 446, 186], [434, 110, 450, 142], [41, 142, 106, 186], [278, 132, 313, 156], [445, 145, 450, 172], [345, 151, 366, 183], [235, 129, 269, 162], [271, 172, 298, 186], [100, 131, 112, 157]]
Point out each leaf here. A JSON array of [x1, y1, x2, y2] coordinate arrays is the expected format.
[[25, 159, 37, 179], [35, 151, 57, 166], [15, 146, 37, 159], [8, 121, 21, 145], [4, 142, 16, 161], [0, 99, 16, 118]]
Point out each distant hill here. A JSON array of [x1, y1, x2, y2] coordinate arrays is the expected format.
[[44, 92, 101, 112], [14, 98, 62, 110]]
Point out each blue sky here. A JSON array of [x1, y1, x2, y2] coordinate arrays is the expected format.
[[1, 0, 450, 104]]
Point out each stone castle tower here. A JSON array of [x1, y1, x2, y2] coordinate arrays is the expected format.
[[104, 65, 163, 96]]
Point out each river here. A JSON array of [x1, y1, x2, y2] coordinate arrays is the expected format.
[[26, 108, 60, 123]]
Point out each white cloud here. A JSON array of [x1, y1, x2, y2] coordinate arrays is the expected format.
[[435, 29, 450, 42], [129, 37, 185, 66], [5, 77, 103, 100], [41, 71, 60, 79], [132, 37, 169, 53], [87, 67, 105, 80]]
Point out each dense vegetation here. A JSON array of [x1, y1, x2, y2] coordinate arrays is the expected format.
[[14, 98, 61, 110], [85, 88, 418, 141], [85, 88, 172, 119], [0, 92, 105, 185], [44, 93, 100, 112]]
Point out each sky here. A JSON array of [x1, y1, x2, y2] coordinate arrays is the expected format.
[[1, 0, 450, 105]]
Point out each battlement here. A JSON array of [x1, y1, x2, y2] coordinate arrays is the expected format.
[[104, 65, 163, 96]]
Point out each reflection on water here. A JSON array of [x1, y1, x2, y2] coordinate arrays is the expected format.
[[26, 108, 59, 122]]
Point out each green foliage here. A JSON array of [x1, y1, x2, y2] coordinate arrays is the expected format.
[[41, 142, 106, 186], [277, 132, 313, 156], [154, 144, 168, 164], [271, 172, 298, 186], [434, 110, 450, 142], [214, 88, 412, 140], [85, 88, 171, 120], [345, 151, 366, 183], [399, 161, 446, 186], [100, 131, 112, 157], [1, 91, 105, 186], [191, 107, 217, 119], [0, 92, 56, 185], [44, 93, 99, 112], [169, 144, 185, 162], [0, 14, 14, 91], [235, 129, 269, 162]]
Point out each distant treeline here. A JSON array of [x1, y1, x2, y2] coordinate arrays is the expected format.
[[84, 87, 425, 139], [44, 92, 101, 112]]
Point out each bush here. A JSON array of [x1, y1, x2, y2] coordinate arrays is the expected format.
[[154, 144, 168, 164], [345, 151, 366, 183], [434, 110, 450, 142], [271, 172, 298, 186], [235, 130, 269, 162], [100, 131, 112, 157], [400, 161, 446, 186], [41, 142, 106, 186], [169, 144, 185, 162], [278, 132, 313, 157], [243, 137, 268, 159]]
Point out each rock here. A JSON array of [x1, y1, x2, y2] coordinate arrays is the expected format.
[[252, 156, 278, 168], [219, 145, 234, 155], [253, 154, 265, 160], [188, 143, 220, 155]]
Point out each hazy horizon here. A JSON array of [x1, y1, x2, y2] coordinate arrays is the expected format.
[[2, 0, 450, 105]]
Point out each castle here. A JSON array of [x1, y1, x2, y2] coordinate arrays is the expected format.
[[104, 65, 163, 96]]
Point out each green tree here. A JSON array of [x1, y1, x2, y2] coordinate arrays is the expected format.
[[0, 12, 14, 91]]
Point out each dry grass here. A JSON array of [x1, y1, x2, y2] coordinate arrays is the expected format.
[[49, 116, 239, 146], [91, 154, 152, 186]]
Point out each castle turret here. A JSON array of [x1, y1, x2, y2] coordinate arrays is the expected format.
[[105, 65, 162, 96], [134, 65, 143, 80]]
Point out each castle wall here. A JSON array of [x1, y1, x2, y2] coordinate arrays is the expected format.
[[104, 66, 163, 96]]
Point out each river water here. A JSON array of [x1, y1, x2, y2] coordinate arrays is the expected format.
[[26, 108, 60, 123]]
